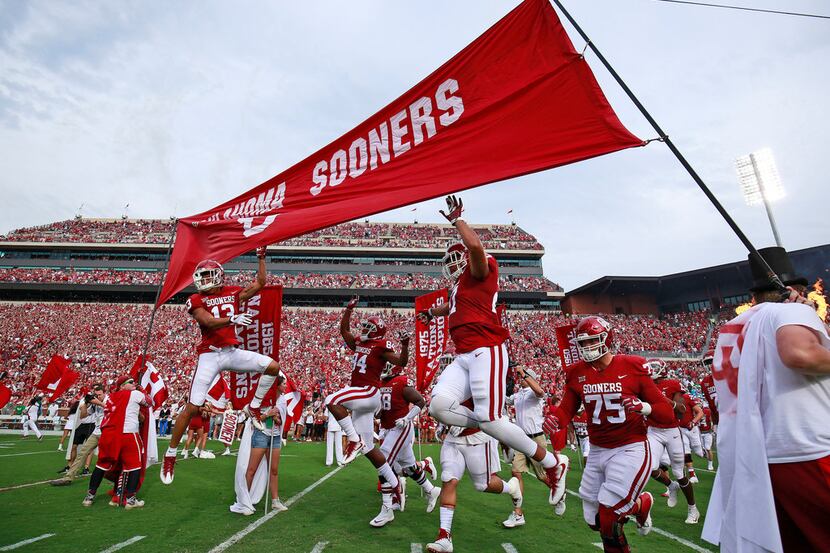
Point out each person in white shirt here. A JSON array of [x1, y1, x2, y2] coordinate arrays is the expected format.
[[48, 401, 59, 430], [326, 408, 344, 466], [51, 384, 106, 486], [21, 396, 43, 440], [702, 247, 830, 553]]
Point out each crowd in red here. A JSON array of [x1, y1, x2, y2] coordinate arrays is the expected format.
[[0, 267, 562, 292], [0, 303, 713, 409], [1, 219, 543, 251]]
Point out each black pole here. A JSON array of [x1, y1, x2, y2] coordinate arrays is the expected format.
[[140, 220, 178, 369], [550, 0, 787, 293]]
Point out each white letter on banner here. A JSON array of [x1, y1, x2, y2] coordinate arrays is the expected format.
[[390, 109, 411, 157], [239, 215, 278, 237], [436, 78, 464, 127], [349, 137, 368, 178], [409, 96, 436, 145], [310, 160, 328, 196], [369, 123, 390, 170], [329, 149, 348, 187]]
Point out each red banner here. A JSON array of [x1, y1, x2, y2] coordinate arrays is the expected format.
[[229, 286, 282, 409], [555, 323, 581, 371], [156, 0, 641, 305], [416, 289, 450, 392], [0, 381, 11, 410], [36, 355, 70, 392]]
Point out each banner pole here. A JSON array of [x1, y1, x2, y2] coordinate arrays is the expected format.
[[549, 0, 786, 293], [140, 220, 178, 370]]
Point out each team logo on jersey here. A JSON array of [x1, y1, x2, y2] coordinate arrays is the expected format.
[[578, 376, 586, 383]]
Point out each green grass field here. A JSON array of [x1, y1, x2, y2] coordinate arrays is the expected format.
[[0, 435, 716, 552]]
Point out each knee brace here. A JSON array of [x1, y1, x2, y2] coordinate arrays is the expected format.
[[599, 505, 629, 553]]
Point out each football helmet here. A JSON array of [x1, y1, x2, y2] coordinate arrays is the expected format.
[[645, 358, 668, 380], [573, 316, 614, 363], [702, 348, 714, 368], [360, 316, 386, 341], [441, 242, 467, 281], [193, 260, 224, 292]]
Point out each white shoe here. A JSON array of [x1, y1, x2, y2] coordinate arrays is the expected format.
[[271, 498, 288, 512], [199, 450, 215, 459], [502, 511, 525, 528], [707, 462, 714, 470], [230, 503, 256, 516], [426, 486, 441, 513], [222, 448, 231, 457], [689, 474, 699, 484], [685, 505, 700, 524], [369, 505, 395, 527], [82, 493, 94, 507], [554, 497, 567, 516], [506, 477, 523, 509], [182, 450, 189, 460], [193, 449, 201, 458], [57, 445, 63, 451], [423, 456, 437, 480], [125, 496, 145, 510], [427, 530, 453, 552], [667, 480, 680, 508], [342, 438, 365, 464], [548, 454, 570, 506]]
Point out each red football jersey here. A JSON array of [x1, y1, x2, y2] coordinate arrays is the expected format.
[[186, 286, 243, 354], [572, 411, 588, 437], [677, 393, 699, 429], [648, 378, 683, 429], [448, 255, 510, 353], [556, 354, 672, 448], [699, 407, 712, 432], [379, 375, 411, 430], [700, 373, 719, 423], [349, 338, 393, 388]]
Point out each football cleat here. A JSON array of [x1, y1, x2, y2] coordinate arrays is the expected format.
[[160, 454, 177, 485], [82, 493, 95, 507], [426, 486, 441, 514], [636, 492, 653, 535], [342, 438, 365, 464], [667, 481, 680, 508], [506, 477, 523, 509], [547, 454, 569, 506], [243, 404, 266, 432], [125, 496, 145, 510], [685, 505, 700, 524], [427, 529, 453, 553], [502, 511, 526, 528], [369, 505, 395, 527], [554, 497, 567, 516], [422, 456, 437, 480]]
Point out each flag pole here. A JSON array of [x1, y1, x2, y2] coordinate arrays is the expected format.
[[549, 0, 787, 293], [140, 220, 178, 369]]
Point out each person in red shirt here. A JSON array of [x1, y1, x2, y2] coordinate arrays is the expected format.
[[161, 246, 282, 485], [418, 196, 562, 506], [699, 349, 718, 424], [370, 363, 441, 527], [699, 406, 715, 470], [325, 296, 410, 522], [678, 392, 704, 483], [543, 316, 675, 553]]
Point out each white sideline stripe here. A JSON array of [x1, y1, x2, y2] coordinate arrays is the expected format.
[[208, 465, 345, 553], [411, 544, 423, 553], [0, 534, 55, 551], [0, 451, 54, 457], [310, 542, 329, 553], [501, 544, 519, 553], [98, 536, 145, 553], [564, 490, 713, 552]]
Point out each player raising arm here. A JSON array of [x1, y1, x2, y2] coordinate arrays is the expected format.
[[543, 316, 674, 553], [160, 246, 283, 485]]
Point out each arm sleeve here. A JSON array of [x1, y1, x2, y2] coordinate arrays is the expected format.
[[640, 377, 674, 424]]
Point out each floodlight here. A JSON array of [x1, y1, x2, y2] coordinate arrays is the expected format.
[[735, 148, 785, 246]]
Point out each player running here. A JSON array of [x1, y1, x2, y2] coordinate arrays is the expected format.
[[426, 400, 523, 553], [371, 363, 441, 527], [699, 406, 715, 470], [645, 359, 700, 524], [543, 316, 675, 553], [418, 195, 563, 500], [160, 246, 282, 485], [326, 297, 407, 523], [678, 390, 705, 484]]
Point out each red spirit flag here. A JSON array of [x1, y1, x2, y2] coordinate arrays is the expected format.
[[158, 0, 642, 305], [555, 323, 581, 371], [416, 289, 449, 392], [230, 286, 282, 409], [36, 355, 70, 393]]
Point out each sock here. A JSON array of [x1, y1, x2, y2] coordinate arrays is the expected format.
[[87, 467, 106, 495], [439, 506, 454, 533], [412, 469, 435, 493], [381, 486, 393, 507], [250, 373, 276, 408], [377, 463, 399, 489], [497, 479, 510, 494], [125, 470, 140, 497], [337, 416, 359, 442], [166, 446, 178, 457]]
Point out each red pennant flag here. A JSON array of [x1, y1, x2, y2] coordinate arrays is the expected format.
[[156, 0, 641, 305], [36, 355, 70, 393], [49, 368, 80, 402], [0, 381, 11, 410], [415, 289, 450, 392]]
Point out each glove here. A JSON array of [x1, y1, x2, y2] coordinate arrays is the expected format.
[[439, 194, 464, 224], [543, 414, 561, 436], [394, 417, 409, 429], [622, 396, 652, 416], [346, 296, 359, 309], [230, 313, 253, 327], [396, 330, 410, 342], [256, 246, 267, 259], [417, 310, 433, 324]]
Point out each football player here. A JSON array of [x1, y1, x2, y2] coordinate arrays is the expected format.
[[543, 316, 675, 553], [699, 348, 718, 425], [645, 359, 700, 524], [678, 391, 705, 484], [325, 297, 408, 519], [418, 195, 563, 500], [426, 400, 523, 553], [572, 406, 590, 466], [371, 363, 441, 527], [699, 406, 715, 470], [160, 246, 282, 485]]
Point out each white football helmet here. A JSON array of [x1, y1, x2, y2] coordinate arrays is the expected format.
[[646, 358, 668, 380], [381, 362, 398, 380], [441, 243, 467, 281], [193, 259, 224, 292]]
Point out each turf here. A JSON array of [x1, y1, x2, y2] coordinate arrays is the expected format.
[[0, 435, 716, 552]]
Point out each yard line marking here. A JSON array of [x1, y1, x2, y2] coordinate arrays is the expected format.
[[565, 490, 713, 552], [0, 534, 55, 551], [309, 542, 329, 553], [0, 473, 90, 493], [208, 465, 345, 553], [501, 544, 519, 553], [410, 544, 423, 553], [0, 451, 54, 458], [98, 536, 146, 553]]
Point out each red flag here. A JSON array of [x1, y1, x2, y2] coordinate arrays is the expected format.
[[206, 374, 231, 408], [49, 368, 80, 402], [138, 360, 168, 409], [156, 0, 641, 305], [36, 355, 70, 393], [415, 289, 450, 392], [555, 323, 581, 371], [281, 373, 305, 431], [229, 286, 282, 409], [0, 381, 11, 410], [129, 354, 147, 380]]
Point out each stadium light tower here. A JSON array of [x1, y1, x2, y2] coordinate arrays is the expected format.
[[735, 148, 785, 247]]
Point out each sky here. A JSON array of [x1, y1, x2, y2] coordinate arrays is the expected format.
[[1, 0, 828, 290]]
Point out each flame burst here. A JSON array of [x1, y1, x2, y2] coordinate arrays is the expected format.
[[735, 301, 754, 315], [808, 278, 828, 322]]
